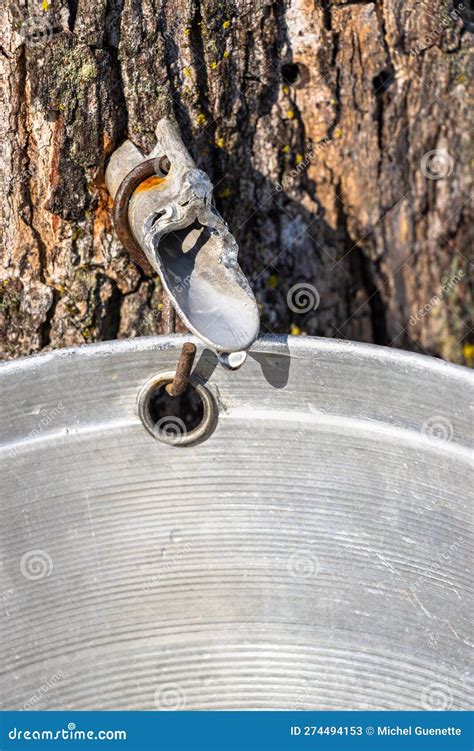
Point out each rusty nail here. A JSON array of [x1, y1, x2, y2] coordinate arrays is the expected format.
[[165, 342, 197, 397], [162, 294, 176, 335]]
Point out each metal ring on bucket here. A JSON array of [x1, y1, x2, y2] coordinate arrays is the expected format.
[[137, 371, 217, 446], [112, 157, 170, 274]]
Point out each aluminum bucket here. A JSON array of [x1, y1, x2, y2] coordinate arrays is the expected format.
[[1, 335, 472, 710]]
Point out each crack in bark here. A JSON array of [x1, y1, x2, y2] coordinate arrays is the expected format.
[[40, 288, 59, 348], [67, 0, 79, 32]]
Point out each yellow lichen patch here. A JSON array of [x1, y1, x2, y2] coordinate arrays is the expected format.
[[41, 0, 49, 9], [210, 61, 218, 70], [296, 154, 303, 164], [216, 137, 225, 148], [196, 113, 206, 126], [286, 110, 295, 119], [282, 85, 289, 95], [223, 50, 230, 59], [463, 343, 474, 367], [281, 145, 290, 154], [80, 63, 96, 81], [184, 27, 191, 36], [223, 20, 231, 29], [184, 67, 192, 78], [290, 324, 302, 336], [267, 274, 278, 289], [334, 128, 343, 139]]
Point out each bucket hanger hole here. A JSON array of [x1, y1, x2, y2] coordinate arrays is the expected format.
[[149, 383, 204, 435], [138, 372, 216, 446]]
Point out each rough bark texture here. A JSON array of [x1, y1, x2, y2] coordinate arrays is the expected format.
[[1, 0, 472, 363]]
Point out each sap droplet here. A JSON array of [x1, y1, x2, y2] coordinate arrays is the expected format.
[[218, 351, 248, 370]]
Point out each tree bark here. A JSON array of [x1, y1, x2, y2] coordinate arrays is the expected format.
[[1, 0, 472, 363]]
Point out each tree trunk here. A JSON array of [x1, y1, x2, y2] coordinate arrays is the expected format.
[[1, 0, 472, 363]]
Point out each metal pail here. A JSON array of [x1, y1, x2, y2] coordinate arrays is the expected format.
[[1, 335, 472, 710]]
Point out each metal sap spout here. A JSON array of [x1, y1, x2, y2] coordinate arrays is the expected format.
[[105, 119, 260, 354]]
